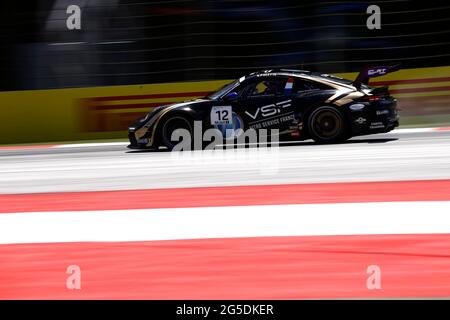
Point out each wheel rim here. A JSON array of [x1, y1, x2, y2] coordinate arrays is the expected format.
[[311, 109, 342, 139], [163, 117, 192, 145]]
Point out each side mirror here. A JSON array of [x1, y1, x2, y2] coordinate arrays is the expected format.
[[224, 91, 238, 101]]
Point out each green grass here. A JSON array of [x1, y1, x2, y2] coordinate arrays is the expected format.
[[399, 115, 450, 128]]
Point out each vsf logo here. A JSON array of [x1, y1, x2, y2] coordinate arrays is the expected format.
[[245, 100, 291, 120]]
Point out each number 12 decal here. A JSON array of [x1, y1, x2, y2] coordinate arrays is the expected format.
[[211, 106, 233, 125]]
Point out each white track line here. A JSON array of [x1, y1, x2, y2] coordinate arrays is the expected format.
[[2, 134, 450, 194], [53, 142, 129, 148], [50, 127, 445, 149], [0, 127, 445, 151], [393, 128, 438, 134], [1, 201, 450, 245]]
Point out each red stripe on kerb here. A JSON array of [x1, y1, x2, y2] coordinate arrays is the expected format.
[[1, 234, 450, 299], [1, 179, 449, 213], [0, 145, 55, 151], [435, 127, 450, 131]]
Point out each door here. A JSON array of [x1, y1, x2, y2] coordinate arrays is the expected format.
[[236, 76, 296, 132]]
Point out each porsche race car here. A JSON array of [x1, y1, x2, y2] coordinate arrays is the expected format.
[[128, 65, 400, 150]]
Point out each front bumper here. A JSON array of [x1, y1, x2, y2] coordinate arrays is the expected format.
[[127, 114, 155, 149], [127, 127, 156, 149]]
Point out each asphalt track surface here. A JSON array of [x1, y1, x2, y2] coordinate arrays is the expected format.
[[1, 130, 450, 194], [1, 129, 450, 299]]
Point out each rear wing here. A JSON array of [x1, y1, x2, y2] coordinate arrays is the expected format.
[[353, 64, 401, 89]]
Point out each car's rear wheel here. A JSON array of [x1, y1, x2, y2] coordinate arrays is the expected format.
[[161, 116, 193, 150], [307, 106, 348, 143]]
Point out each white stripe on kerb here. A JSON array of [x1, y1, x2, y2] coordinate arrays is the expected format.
[[0, 201, 449, 245]]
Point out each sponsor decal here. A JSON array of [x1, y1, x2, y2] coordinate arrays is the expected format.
[[245, 100, 292, 121], [376, 109, 390, 115], [369, 121, 385, 129], [367, 67, 388, 77], [256, 73, 276, 77], [215, 112, 244, 140], [250, 113, 295, 129], [354, 117, 367, 125], [349, 103, 365, 111]]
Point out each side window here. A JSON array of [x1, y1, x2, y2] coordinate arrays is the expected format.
[[292, 79, 331, 94], [240, 77, 287, 98]]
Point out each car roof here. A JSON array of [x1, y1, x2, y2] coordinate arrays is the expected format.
[[246, 69, 355, 89], [249, 69, 311, 77]]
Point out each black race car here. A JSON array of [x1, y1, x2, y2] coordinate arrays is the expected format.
[[128, 65, 400, 150]]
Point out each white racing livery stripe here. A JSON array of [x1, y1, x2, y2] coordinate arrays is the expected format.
[[1, 201, 449, 245]]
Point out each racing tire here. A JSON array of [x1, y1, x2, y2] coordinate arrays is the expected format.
[[307, 106, 349, 143], [161, 116, 194, 151]]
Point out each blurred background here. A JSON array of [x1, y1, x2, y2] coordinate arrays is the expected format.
[[0, 0, 449, 143]]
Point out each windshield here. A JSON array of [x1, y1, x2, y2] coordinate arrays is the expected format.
[[207, 79, 240, 100]]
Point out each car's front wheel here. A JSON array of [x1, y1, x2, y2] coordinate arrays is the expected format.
[[307, 106, 348, 143], [161, 116, 194, 150]]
